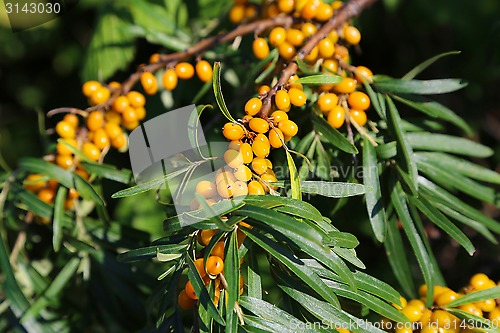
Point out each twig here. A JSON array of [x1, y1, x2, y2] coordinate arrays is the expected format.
[[258, 0, 379, 117], [219, 273, 245, 325]]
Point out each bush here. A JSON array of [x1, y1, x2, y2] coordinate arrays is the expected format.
[[0, 0, 499, 332]]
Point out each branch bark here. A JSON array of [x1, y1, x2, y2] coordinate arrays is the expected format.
[[257, 0, 379, 118]]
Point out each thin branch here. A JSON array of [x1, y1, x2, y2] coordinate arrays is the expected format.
[[258, 0, 379, 117]]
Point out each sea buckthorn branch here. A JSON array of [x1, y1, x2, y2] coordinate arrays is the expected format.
[[118, 15, 295, 98], [258, 0, 379, 118]]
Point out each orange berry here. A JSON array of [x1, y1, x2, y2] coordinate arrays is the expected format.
[[249, 118, 270, 133], [229, 4, 245, 24], [104, 122, 122, 140], [327, 105, 345, 129], [122, 107, 138, 123], [38, 188, 55, 204], [248, 180, 265, 195], [275, 90, 291, 110], [459, 304, 483, 318], [196, 60, 213, 82], [286, 29, 305, 47], [318, 38, 335, 58], [234, 165, 252, 182], [211, 241, 225, 259], [476, 299, 496, 312], [268, 128, 285, 148], [135, 107, 146, 121], [258, 85, 271, 95], [344, 25, 361, 45], [355, 66, 373, 83], [260, 173, 278, 191], [435, 290, 458, 306], [430, 310, 458, 328], [111, 133, 127, 149], [140, 72, 158, 95], [289, 88, 307, 107], [56, 121, 75, 139], [269, 27, 287, 46], [112, 96, 130, 113], [196, 180, 217, 199], [199, 229, 216, 246], [217, 179, 235, 198], [127, 91, 146, 108], [68, 188, 79, 199], [206, 256, 224, 275], [224, 149, 244, 168], [245, 4, 258, 19], [82, 81, 101, 98], [185, 281, 198, 300], [24, 174, 47, 192], [175, 62, 195, 80], [270, 110, 288, 124], [108, 81, 121, 90], [323, 59, 339, 73], [240, 143, 253, 164], [277, 0, 294, 13], [222, 123, 245, 141], [315, 3, 333, 21], [349, 109, 367, 126], [56, 138, 77, 155], [252, 38, 270, 60], [334, 77, 357, 94], [318, 93, 339, 113], [194, 258, 206, 277], [265, 2, 280, 17], [334, 44, 350, 61], [489, 307, 500, 321], [245, 97, 262, 116], [301, 0, 320, 20], [56, 154, 74, 169], [215, 170, 236, 185], [278, 119, 298, 137], [63, 114, 79, 128], [92, 128, 109, 150], [407, 299, 426, 312], [177, 290, 194, 310], [149, 53, 160, 64], [470, 273, 491, 290], [348, 91, 370, 111], [252, 134, 270, 158], [233, 181, 249, 197], [82, 142, 101, 161], [90, 87, 111, 105], [301, 22, 317, 38], [304, 45, 319, 63], [86, 111, 104, 131], [251, 158, 269, 175], [162, 68, 178, 91], [105, 111, 121, 125], [402, 305, 423, 322], [278, 42, 296, 60]]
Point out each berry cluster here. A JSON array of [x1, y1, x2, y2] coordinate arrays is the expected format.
[[177, 226, 248, 310], [384, 273, 500, 333]]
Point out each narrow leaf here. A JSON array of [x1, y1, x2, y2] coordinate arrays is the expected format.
[[295, 74, 342, 85], [402, 51, 461, 80], [52, 187, 67, 252], [213, 62, 236, 123], [375, 78, 467, 95], [407, 133, 493, 158], [447, 287, 500, 307], [312, 115, 358, 154], [80, 161, 132, 184], [285, 150, 301, 200], [273, 180, 365, 198]]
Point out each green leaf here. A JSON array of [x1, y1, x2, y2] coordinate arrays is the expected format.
[[386, 96, 418, 192], [225, 231, 239, 314], [419, 177, 500, 234], [241, 227, 340, 307], [363, 82, 386, 120], [255, 49, 280, 84], [391, 95, 473, 135], [81, 10, 135, 82], [111, 164, 191, 198], [327, 232, 359, 248], [273, 180, 365, 198], [384, 215, 416, 298], [279, 286, 386, 333], [406, 133, 493, 157], [243, 195, 322, 222], [296, 57, 319, 74], [117, 244, 188, 262], [243, 315, 301, 333], [52, 187, 67, 252], [415, 152, 500, 184], [447, 286, 500, 307], [402, 51, 461, 80], [390, 177, 434, 306], [320, 279, 410, 323], [435, 203, 498, 244], [295, 74, 342, 85], [312, 114, 358, 154], [304, 259, 401, 305], [21, 257, 80, 322], [409, 196, 475, 255], [445, 309, 500, 333], [80, 161, 132, 184], [19, 157, 73, 188], [247, 247, 262, 299], [213, 62, 236, 123], [73, 174, 105, 206], [240, 297, 323, 333], [374, 78, 467, 95], [237, 205, 357, 290], [416, 159, 499, 207], [285, 151, 301, 200], [186, 256, 225, 325], [375, 141, 397, 160], [362, 138, 387, 242]]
